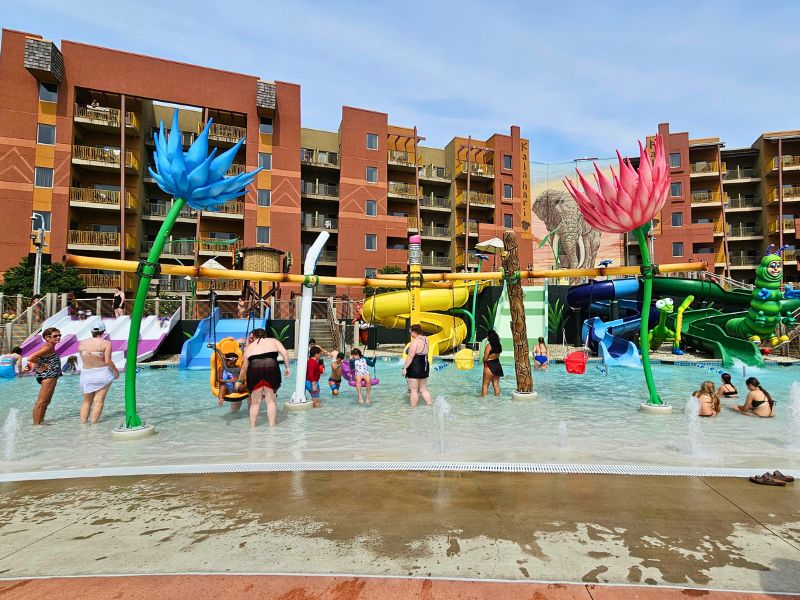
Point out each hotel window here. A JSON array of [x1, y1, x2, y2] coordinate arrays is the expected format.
[[366, 166, 378, 183], [34, 167, 53, 188], [257, 226, 270, 245], [258, 152, 272, 170], [365, 234, 377, 250], [669, 152, 681, 168], [365, 200, 377, 216], [38, 82, 57, 103], [259, 117, 273, 135], [672, 242, 684, 257], [366, 133, 378, 150], [37, 124, 55, 145], [670, 182, 682, 197], [32, 211, 51, 231], [503, 154, 512, 170], [503, 213, 513, 228], [257, 189, 271, 207], [365, 268, 377, 279], [671, 212, 683, 227], [503, 183, 513, 199]]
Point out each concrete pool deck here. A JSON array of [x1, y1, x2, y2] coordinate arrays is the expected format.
[[1, 472, 800, 596]]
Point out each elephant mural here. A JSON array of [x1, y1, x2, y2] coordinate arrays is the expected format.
[[533, 189, 602, 276]]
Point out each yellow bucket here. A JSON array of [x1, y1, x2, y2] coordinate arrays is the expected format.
[[453, 347, 475, 370]]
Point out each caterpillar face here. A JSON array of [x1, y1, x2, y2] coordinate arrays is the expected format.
[[757, 255, 783, 284]]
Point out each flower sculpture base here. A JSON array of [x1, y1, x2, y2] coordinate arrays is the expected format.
[[639, 402, 673, 415], [512, 390, 539, 401], [111, 423, 156, 441], [284, 399, 314, 412]]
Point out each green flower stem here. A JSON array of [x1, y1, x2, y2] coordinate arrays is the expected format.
[[123, 197, 187, 428], [633, 226, 663, 405]]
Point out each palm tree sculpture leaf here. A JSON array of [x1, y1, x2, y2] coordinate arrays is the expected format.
[[122, 110, 261, 429]]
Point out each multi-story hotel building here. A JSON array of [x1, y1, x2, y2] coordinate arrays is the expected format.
[[628, 123, 800, 284], [0, 29, 532, 298]]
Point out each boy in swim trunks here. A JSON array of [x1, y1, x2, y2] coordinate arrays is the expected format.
[[306, 346, 325, 407], [329, 352, 344, 396]]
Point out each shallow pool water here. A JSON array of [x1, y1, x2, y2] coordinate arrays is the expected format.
[[1, 359, 799, 474]]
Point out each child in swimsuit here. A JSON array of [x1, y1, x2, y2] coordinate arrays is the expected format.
[[532, 337, 549, 370], [0, 346, 22, 379], [693, 380, 720, 417], [217, 351, 243, 406], [306, 346, 324, 407], [351, 348, 371, 404], [329, 352, 344, 396], [717, 373, 738, 398]]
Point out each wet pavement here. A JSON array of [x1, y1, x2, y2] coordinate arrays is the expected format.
[[1, 472, 799, 595]]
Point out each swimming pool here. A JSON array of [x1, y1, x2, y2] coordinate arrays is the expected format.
[[1, 359, 799, 476]]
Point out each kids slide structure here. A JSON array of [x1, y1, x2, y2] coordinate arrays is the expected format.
[[361, 282, 486, 356], [492, 285, 548, 360], [179, 307, 269, 370]]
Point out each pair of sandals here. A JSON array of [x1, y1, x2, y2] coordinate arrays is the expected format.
[[749, 471, 795, 486]]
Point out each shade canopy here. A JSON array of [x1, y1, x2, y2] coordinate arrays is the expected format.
[[475, 237, 504, 254]]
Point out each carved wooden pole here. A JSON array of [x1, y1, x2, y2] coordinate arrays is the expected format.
[[502, 230, 537, 399]]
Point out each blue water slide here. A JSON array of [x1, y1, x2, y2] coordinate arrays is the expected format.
[[566, 278, 640, 308], [179, 308, 269, 370]]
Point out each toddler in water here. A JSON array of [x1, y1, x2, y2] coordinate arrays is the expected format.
[[306, 346, 325, 407], [329, 352, 344, 396], [350, 348, 371, 404]]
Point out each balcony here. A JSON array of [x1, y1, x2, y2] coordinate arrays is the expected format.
[[142, 239, 195, 258], [72, 145, 139, 173], [202, 201, 244, 219], [74, 104, 140, 134], [387, 149, 421, 170], [785, 250, 798, 264], [196, 279, 242, 293], [765, 155, 800, 174], [69, 187, 137, 211], [418, 165, 450, 183], [729, 254, 760, 268], [455, 221, 479, 237], [723, 166, 759, 182], [301, 214, 338, 232], [419, 194, 451, 211], [690, 161, 725, 177], [80, 271, 121, 291], [68, 230, 135, 252], [421, 225, 451, 240], [767, 219, 797, 234], [728, 224, 762, 239], [690, 191, 726, 206], [455, 161, 494, 179], [421, 255, 451, 269], [388, 181, 418, 200], [199, 238, 242, 255], [406, 216, 419, 231], [157, 278, 194, 293], [200, 122, 247, 145], [142, 202, 198, 222], [226, 163, 246, 176], [767, 186, 800, 204], [145, 127, 195, 147], [455, 252, 480, 268], [456, 190, 495, 208], [301, 181, 339, 201], [302, 250, 337, 266], [727, 195, 761, 210], [300, 148, 339, 169], [313, 284, 337, 297]]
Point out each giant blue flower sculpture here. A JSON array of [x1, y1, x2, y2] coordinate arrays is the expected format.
[[122, 110, 261, 430]]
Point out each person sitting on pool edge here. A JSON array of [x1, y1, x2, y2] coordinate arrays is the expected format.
[[693, 380, 720, 417], [732, 377, 775, 418], [216, 350, 244, 409], [306, 346, 325, 407], [532, 337, 549, 370]]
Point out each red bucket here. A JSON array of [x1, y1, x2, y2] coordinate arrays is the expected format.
[[564, 351, 587, 374]]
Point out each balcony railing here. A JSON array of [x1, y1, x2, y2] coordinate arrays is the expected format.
[[456, 161, 494, 178], [157, 278, 194, 293], [420, 194, 450, 210], [301, 214, 338, 230], [767, 155, 800, 172], [146, 127, 195, 147], [69, 187, 137, 210], [456, 190, 495, 208], [80, 272, 121, 289], [301, 181, 339, 199], [199, 238, 242, 254], [204, 201, 244, 216], [455, 252, 480, 267], [691, 191, 726, 205], [142, 240, 194, 256], [73, 145, 139, 170], [767, 219, 796, 234], [785, 250, 798, 262], [729, 255, 760, 267], [421, 255, 450, 268], [407, 216, 419, 230], [200, 122, 247, 144], [690, 161, 725, 175], [455, 221, 479, 236], [421, 225, 451, 238], [196, 279, 242, 292], [226, 163, 246, 176], [723, 167, 759, 180], [300, 148, 339, 168], [728, 224, 762, 237], [419, 165, 450, 181], [68, 230, 128, 249], [303, 250, 337, 263], [74, 104, 140, 133], [728, 195, 761, 209], [313, 284, 337, 296], [767, 186, 800, 203], [388, 181, 418, 199], [388, 149, 421, 167], [142, 202, 198, 219]]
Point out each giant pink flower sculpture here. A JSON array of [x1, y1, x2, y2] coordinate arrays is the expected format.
[[563, 134, 669, 234]]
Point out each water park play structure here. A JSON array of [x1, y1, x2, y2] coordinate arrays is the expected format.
[[179, 306, 269, 370]]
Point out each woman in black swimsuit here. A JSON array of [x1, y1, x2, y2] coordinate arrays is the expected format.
[[402, 324, 432, 407], [732, 377, 775, 418], [26, 327, 63, 425], [716, 372, 738, 398], [481, 329, 504, 397], [239, 328, 290, 427]]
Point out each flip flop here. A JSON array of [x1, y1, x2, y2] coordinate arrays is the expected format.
[[749, 474, 786, 486], [772, 471, 795, 483]]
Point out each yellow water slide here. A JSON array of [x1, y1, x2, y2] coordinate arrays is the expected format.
[[361, 282, 484, 356]]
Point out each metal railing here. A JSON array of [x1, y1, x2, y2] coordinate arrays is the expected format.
[[767, 218, 796, 233], [226, 163, 246, 176], [728, 194, 761, 209], [456, 190, 495, 207], [303, 250, 337, 263], [326, 296, 341, 349], [421, 225, 451, 238], [80, 272, 121, 289], [691, 191, 726, 204], [455, 252, 480, 267], [301, 181, 339, 198], [690, 161, 725, 174], [0, 295, 48, 354], [421, 255, 450, 267], [419, 194, 450, 209], [198, 238, 241, 254], [200, 122, 247, 143], [301, 214, 338, 230], [147, 127, 195, 147], [142, 202, 198, 219], [723, 166, 758, 180], [69, 187, 137, 210], [767, 155, 800, 171], [728, 224, 762, 237], [388, 149, 421, 167], [785, 250, 798, 262], [156, 278, 193, 293], [455, 221, 479, 236], [729, 254, 760, 267], [419, 165, 450, 180], [74, 104, 140, 132], [456, 161, 494, 178], [68, 230, 120, 247], [388, 181, 418, 199], [204, 201, 244, 216], [73, 145, 139, 170], [407, 216, 419, 230], [196, 279, 242, 292], [767, 186, 800, 202], [300, 148, 339, 167], [142, 239, 195, 256]]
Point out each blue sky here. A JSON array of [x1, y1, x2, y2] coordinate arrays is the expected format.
[[4, 0, 798, 161]]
